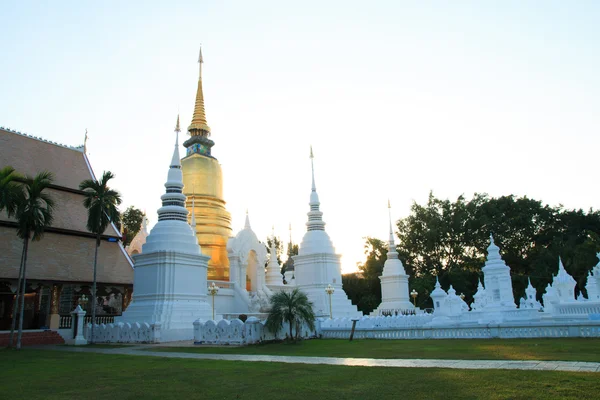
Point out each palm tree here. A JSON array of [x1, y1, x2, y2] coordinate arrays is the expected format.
[[79, 171, 121, 344], [265, 288, 316, 341], [0, 166, 23, 217], [14, 171, 55, 349], [1, 166, 26, 347]]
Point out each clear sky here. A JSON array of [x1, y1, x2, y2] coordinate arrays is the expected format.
[[1, 1, 599, 273]]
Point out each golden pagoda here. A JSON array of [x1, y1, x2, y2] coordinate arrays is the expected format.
[[182, 47, 232, 280]]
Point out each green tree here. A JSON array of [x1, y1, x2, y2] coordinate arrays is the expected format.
[[265, 236, 284, 266], [13, 172, 55, 349], [265, 288, 315, 341], [79, 171, 122, 344], [344, 237, 388, 314], [2, 166, 26, 348], [121, 206, 144, 246], [0, 166, 22, 217]]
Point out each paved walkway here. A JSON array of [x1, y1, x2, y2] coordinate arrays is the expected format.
[[35, 345, 600, 372]]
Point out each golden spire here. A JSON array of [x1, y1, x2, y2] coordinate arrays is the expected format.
[[188, 46, 211, 136]]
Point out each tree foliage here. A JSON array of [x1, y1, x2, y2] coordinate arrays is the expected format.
[[346, 192, 600, 312], [265, 236, 284, 266], [12, 171, 55, 349], [0, 166, 23, 217], [121, 206, 144, 246], [343, 238, 387, 314], [79, 171, 122, 344], [265, 288, 315, 341]]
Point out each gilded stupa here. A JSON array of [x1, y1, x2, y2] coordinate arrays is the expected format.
[[181, 47, 232, 280]]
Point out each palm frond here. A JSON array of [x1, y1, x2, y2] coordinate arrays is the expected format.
[[79, 171, 122, 235]]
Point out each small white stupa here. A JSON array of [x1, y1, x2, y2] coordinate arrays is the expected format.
[[481, 234, 516, 310], [292, 147, 360, 317], [552, 258, 576, 302], [117, 116, 212, 341], [374, 201, 413, 314], [265, 229, 283, 286]]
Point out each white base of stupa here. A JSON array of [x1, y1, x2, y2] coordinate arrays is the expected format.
[[299, 284, 362, 318]]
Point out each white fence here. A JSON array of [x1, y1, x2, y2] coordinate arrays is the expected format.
[[320, 319, 600, 340], [193, 317, 319, 345], [84, 322, 161, 343]]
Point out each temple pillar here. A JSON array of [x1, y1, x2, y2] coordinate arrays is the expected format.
[[49, 284, 62, 330]]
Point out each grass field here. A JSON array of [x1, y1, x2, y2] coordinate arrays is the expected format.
[[1, 349, 599, 400], [148, 338, 600, 362]]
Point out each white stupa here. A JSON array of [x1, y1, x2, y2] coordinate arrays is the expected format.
[[117, 117, 212, 341], [481, 234, 516, 310], [265, 230, 283, 286], [292, 147, 360, 318], [373, 201, 413, 314]]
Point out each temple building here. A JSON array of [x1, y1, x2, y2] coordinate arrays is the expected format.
[[0, 127, 133, 331], [182, 48, 232, 281]]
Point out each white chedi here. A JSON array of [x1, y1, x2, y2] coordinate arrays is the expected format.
[[520, 279, 542, 310], [117, 118, 212, 342], [265, 234, 284, 286], [374, 202, 413, 314], [292, 147, 360, 318], [481, 235, 516, 310], [552, 258, 577, 302]]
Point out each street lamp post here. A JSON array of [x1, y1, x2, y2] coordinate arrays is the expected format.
[[410, 289, 418, 308], [208, 282, 219, 320], [325, 284, 335, 319]]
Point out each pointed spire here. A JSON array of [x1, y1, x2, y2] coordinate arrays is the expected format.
[[188, 45, 211, 136], [170, 116, 181, 168], [306, 146, 325, 232], [244, 209, 251, 229], [387, 199, 395, 251], [310, 145, 316, 192], [159, 124, 187, 223], [84, 129, 88, 153]]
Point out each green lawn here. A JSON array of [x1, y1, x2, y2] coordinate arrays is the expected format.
[[149, 338, 600, 362], [1, 349, 599, 400]]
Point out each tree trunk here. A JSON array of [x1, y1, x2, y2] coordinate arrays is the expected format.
[[289, 319, 294, 341], [16, 237, 29, 350], [90, 233, 100, 344], [8, 244, 26, 347]]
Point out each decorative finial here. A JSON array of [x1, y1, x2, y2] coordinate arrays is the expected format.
[[387, 199, 395, 250], [244, 210, 251, 229], [310, 146, 316, 192], [84, 129, 88, 153], [198, 45, 203, 79], [175, 114, 181, 132]]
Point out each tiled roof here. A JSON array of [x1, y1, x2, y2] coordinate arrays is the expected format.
[[0, 128, 119, 237], [0, 127, 90, 189]]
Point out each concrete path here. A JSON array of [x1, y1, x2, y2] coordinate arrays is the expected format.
[[37, 345, 600, 373]]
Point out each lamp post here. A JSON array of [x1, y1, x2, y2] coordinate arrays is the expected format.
[[410, 289, 418, 308], [325, 284, 335, 319], [208, 282, 219, 320]]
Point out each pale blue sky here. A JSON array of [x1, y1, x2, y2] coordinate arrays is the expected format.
[[1, 1, 599, 272]]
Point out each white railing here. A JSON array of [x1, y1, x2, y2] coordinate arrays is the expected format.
[[320, 319, 600, 340], [208, 280, 235, 289]]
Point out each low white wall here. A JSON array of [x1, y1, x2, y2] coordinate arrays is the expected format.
[[193, 317, 321, 345], [84, 322, 161, 343], [320, 319, 600, 340]]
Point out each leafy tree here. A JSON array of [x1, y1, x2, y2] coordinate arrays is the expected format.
[[12, 172, 55, 349], [281, 241, 299, 276], [395, 192, 600, 304], [265, 236, 284, 266], [121, 206, 144, 246], [265, 288, 315, 341], [79, 171, 122, 344], [0, 166, 23, 217], [343, 237, 387, 314]]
